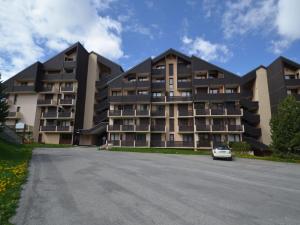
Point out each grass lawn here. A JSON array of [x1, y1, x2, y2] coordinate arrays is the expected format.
[[0, 139, 72, 225], [109, 147, 300, 163], [110, 147, 211, 155]]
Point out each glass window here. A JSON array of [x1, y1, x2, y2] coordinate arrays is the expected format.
[[169, 64, 173, 77]]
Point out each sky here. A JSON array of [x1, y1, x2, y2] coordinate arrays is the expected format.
[[0, 0, 300, 80]]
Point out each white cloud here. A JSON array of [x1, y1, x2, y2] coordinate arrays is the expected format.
[[220, 0, 300, 54], [0, 0, 123, 80], [181, 36, 232, 62]]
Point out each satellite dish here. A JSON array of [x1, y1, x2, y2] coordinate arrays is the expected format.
[[16, 122, 25, 129]]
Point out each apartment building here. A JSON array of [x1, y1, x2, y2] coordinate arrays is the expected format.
[[3, 44, 300, 149], [4, 43, 123, 145]]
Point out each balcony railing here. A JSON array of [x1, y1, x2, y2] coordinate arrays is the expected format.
[[12, 85, 35, 93], [151, 96, 166, 102], [178, 110, 193, 117], [227, 125, 244, 132], [40, 125, 73, 132], [151, 125, 165, 132], [178, 125, 194, 132], [40, 86, 58, 93], [211, 125, 226, 131], [42, 112, 57, 118], [166, 96, 193, 102], [195, 108, 210, 116], [136, 124, 150, 131], [151, 110, 165, 116], [135, 140, 148, 147], [40, 125, 56, 132], [37, 99, 57, 105], [57, 126, 73, 132], [122, 125, 135, 131], [110, 140, 120, 146], [59, 99, 75, 105], [197, 141, 211, 148], [226, 107, 242, 115], [195, 124, 211, 132], [109, 110, 122, 116], [108, 110, 150, 117], [211, 108, 225, 115], [58, 111, 73, 118], [151, 68, 165, 76], [60, 86, 76, 92], [121, 140, 135, 146], [6, 112, 22, 118], [152, 82, 165, 89], [108, 125, 121, 131], [177, 81, 192, 89], [136, 110, 150, 116], [167, 141, 194, 147], [122, 109, 135, 116], [150, 141, 165, 147]]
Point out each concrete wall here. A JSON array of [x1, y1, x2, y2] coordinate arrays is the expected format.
[[42, 133, 60, 144], [254, 68, 272, 145]]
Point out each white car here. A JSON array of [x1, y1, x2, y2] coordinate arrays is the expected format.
[[212, 145, 232, 160]]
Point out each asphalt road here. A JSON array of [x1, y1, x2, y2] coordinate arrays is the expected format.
[[12, 147, 300, 225]]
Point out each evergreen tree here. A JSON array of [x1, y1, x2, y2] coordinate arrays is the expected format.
[[270, 95, 300, 155]]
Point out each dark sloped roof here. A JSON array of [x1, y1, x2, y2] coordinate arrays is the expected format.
[[152, 48, 191, 63]]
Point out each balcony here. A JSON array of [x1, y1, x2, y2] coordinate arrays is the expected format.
[[195, 108, 210, 116], [151, 68, 165, 76], [151, 125, 165, 132], [243, 111, 260, 125], [6, 112, 22, 119], [43, 73, 76, 81], [289, 93, 300, 101], [109, 110, 121, 116], [11, 85, 35, 93], [40, 125, 56, 132], [178, 110, 193, 117], [194, 93, 240, 101], [58, 111, 73, 118], [122, 125, 135, 131], [136, 80, 150, 88], [110, 140, 120, 146], [63, 60, 76, 68], [108, 125, 121, 131], [37, 99, 57, 106], [42, 111, 57, 118], [59, 99, 75, 105], [40, 125, 73, 132], [240, 99, 259, 112], [177, 66, 191, 76], [195, 124, 211, 132], [211, 108, 225, 115], [152, 82, 165, 89], [150, 140, 165, 147], [244, 124, 261, 137], [178, 125, 194, 132], [227, 125, 244, 132], [95, 88, 108, 100], [136, 110, 150, 116], [60, 86, 76, 92], [109, 95, 151, 103], [226, 107, 242, 115], [197, 141, 212, 148], [57, 126, 73, 132], [167, 141, 194, 148], [211, 125, 226, 132], [40, 86, 59, 93], [151, 96, 166, 102], [135, 140, 148, 147], [167, 96, 193, 102], [122, 109, 135, 116], [151, 110, 165, 117], [136, 124, 150, 131], [177, 81, 192, 89], [285, 78, 300, 86]]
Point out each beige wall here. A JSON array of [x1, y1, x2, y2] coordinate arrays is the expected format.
[[254, 68, 272, 145], [83, 53, 98, 129], [8, 93, 38, 126], [42, 133, 60, 144]]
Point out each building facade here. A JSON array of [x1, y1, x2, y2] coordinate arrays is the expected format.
[[3, 44, 300, 150]]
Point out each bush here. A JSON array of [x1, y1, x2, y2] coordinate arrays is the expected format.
[[229, 141, 251, 152]]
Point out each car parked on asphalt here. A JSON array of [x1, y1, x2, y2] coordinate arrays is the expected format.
[[212, 145, 232, 160]]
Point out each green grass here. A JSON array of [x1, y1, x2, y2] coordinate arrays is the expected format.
[[235, 153, 300, 163], [0, 140, 73, 225], [110, 147, 211, 155]]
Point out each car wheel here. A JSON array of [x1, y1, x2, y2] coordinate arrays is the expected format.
[[228, 157, 233, 161], [213, 156, 216, 160]]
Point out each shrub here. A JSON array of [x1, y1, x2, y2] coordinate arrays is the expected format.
[[229, 141, 251, 152]]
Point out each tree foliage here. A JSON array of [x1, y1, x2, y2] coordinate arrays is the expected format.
[[270, 95, 300, 154], [0, 73, 9, 128]]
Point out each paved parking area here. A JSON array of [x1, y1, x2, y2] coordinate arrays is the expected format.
[[12, 147, 300, 225]]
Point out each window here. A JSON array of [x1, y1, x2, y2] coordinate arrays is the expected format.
[[14, 95, 18, 104], [137, 90, 148, 95], [65, 82, 72, 87], [225, 88, 238, 93], [20, 82, 28, 86], [111, 133, 120, 141], [183, 134, 193, 142], [138, 77, 148, 81], [209, 88, 219, 94], [112, 91, 121, 96], [169, 91, 174, 97], [169, 78, 173, 85], [65, 68, 74, 74], [169, 134, 174, 141], [153, 78, 164, 83], [17, 106, 20, 112], [123, 119, 134, 125], [228, 134, 240, 142], [181, 91, 191, 97], [152, 92, 162, 97], [169, 64, 173, 77]]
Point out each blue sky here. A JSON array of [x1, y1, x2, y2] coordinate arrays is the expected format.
[[0, 0, 300, 80]]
